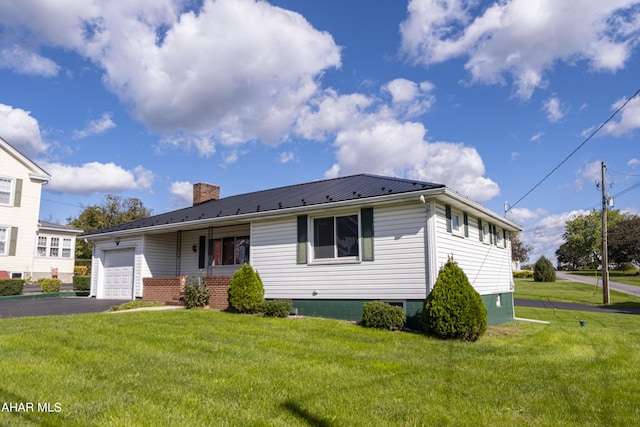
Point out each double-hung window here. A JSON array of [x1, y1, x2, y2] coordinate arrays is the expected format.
[[313, 214, 359, 260], [0, 227, 7, 255], [0, 177, 13, 205]]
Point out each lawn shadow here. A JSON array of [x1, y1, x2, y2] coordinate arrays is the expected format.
[[281, 399, 334, 427]]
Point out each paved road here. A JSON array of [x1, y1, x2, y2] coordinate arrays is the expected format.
[[0, 297, 125, 319], [556, 271, 640, 297], [515, 298, 640, 314]]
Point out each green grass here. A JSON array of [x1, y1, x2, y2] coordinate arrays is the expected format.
[[514, 277, 640, 308], [1, 309, 640, 426], [109, 300, 166, 311]]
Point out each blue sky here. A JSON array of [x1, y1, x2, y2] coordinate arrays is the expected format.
[[1, 0, 639, 263]]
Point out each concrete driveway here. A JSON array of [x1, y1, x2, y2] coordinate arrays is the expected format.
[[0, 297, 125, 319]]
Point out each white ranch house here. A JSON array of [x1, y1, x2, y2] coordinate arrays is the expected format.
[[84, 174, 521, 326]]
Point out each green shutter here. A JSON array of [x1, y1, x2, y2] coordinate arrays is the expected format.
[[361, 207, 374, 261], [296, 215, 308, 264], [8, 227, 18, 256], [463, 212, 469, 237], [445, 205, 452, 233], [13, 179, 22, 207], [478, 219, 483, 242]]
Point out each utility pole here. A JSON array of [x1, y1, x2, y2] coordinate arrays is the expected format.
[[601, 161, 610, 305]]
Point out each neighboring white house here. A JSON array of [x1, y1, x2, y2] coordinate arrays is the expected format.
[[0, 137, 81, 282], [84, 174, 522, 326]]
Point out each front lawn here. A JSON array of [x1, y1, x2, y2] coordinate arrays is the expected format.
[[1, 309, 639, 426], [514, 277, 640, 307]]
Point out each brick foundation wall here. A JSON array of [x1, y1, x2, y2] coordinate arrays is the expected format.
[[143, 276, 186, 305], [204, 276, 231, 310]]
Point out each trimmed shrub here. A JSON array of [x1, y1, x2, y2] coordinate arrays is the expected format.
[[361, 301, 406, 331], [228, 263, 264, 313], [40, 278, 62, 293], [533, 256, 556, 282], [421, 257, 487, 342], [259, 300, 293, 317], [182, 273, 211, 309], [513, 270, 534, 279], [74, 265, 88, 276], [0, 279, 24, 296], [73, 275, 91, 291]]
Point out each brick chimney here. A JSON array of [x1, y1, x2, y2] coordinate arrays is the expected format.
[[193, 183, 220, 205]]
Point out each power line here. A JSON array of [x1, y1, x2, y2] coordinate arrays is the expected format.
[[507, 87, 640, 212]]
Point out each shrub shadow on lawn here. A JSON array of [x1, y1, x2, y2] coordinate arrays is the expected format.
[[281, 399, 334, 427]]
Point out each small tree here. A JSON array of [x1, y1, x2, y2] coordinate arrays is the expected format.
[[228, 263, 264, 313], [533, 256, 556, 282], [421, 257, 487, 342]]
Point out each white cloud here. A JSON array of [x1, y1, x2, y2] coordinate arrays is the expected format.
[[507, 207, 546, 224], [629, 158, 640, 167], [520, 209, 590, 263], [383, 78, 436, 118], [574, 160, 602, 191], [530, 132, 544, 143], [0, 103, 48, 157], [0, 0, 341, 152], [279, 151, 296, 164], [325, 120, 500, 202], [42, 161, 154, 195], [400, 0, 640, 99], [542, 95, 566, 123], [72, 113, 116, 139], [169, 181, 193, 207], [601, 96, 640, 136], [0, 45, 60, 77]]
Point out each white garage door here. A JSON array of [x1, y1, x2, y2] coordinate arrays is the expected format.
[[104, 249, 134, 299]]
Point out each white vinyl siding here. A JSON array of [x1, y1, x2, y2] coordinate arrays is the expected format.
[[434, 202, 512, 295], [251, 203, 428, 300]]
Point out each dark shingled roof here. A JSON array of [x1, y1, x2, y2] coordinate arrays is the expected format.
[[83, 174, 444, 237]]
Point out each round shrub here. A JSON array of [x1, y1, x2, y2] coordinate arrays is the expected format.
[[533, 256, 556, 282], [73, 275, 91, 291], [228, 263, 264, 313], [421, 257, 487, 342], [40, 278, 61, 293], [258, 300, 293, 317], [361, 301, 406, 331]]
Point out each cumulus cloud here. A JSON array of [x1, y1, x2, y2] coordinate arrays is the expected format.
[[169, 181, 193, 207], [400, 0, 640, 99], [601, 96, 640, 136], [507, 207, 546, 224], [0, 103, 48, 157], [0, 0, 341, 154], [0, 45, 60, 77], [325, 120, 500, 202], [72, 113, 116, 139], [542, 95, 566, 123], [383, 78, 436, 117], [629, 158, 640, 167], [574, 160, 602, 191], [42, 161, 154, 195], [279, 151, 296, 164]]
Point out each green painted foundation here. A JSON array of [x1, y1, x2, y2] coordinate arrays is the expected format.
[[291, 293, 514, 330]]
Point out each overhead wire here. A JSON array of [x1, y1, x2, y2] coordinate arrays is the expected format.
[[506, 87, 640, 213]]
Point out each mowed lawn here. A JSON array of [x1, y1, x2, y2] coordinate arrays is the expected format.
[[1, 304, 640, 427]]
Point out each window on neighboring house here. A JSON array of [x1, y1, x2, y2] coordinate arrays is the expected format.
[[37, 236, 47, 256], [62, 238, 72, 258], [0, 177, 13, 205], [313, 214, 359, 260], [0, 227, 7, 255], [210, 235, 250, 266], [49, 237, 59, 257]]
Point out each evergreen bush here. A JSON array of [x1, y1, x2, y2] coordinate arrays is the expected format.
[[228, 263, 264, 313], [360, 301, 406, 330], [0, 279, 24, 296], [73, 275, 91, 291], [258, 300, 293, 317], [181, 273, 211, 309], [40, 278, 62, 293], [533, 256, 556, 282], [421, 257, 487, 342]]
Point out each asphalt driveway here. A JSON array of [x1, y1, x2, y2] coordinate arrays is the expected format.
[[0, 297, 125, 319]]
